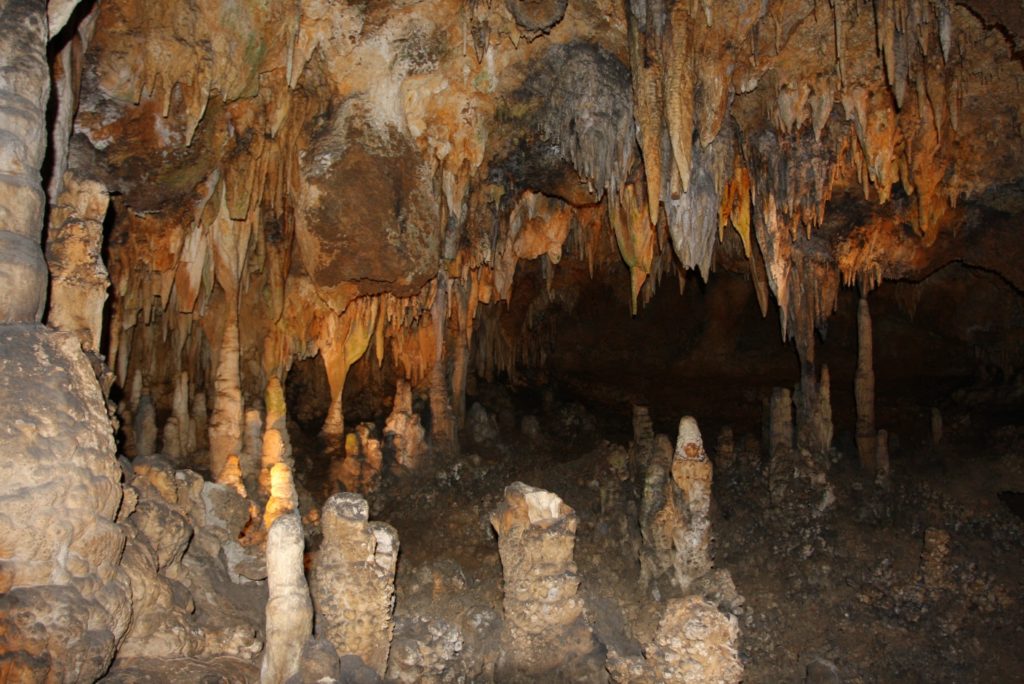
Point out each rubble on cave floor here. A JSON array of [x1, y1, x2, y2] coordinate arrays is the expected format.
[[291, 386, 1024, 683], [65, 382, 1024, 683]]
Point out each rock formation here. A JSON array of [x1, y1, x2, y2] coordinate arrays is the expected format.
[[261, 512, 313, 684], [671, 417, 715, 592], [384, 379, 429, 470], [311, 492, 399, 677], [608, 596, 743, 684], [0, 326, 129, 681], [490, 482, 600, 678]]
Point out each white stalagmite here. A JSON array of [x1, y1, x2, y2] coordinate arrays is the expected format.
[[855, 296, 877, 473], [261, 511, 313, 684]]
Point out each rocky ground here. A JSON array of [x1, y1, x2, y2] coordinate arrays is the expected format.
[[312, 383, 1024, 683]]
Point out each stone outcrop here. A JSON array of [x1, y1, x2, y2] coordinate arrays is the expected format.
[[490, 482, 600, 678], [311, 492, 399, 677], [0, 326, 129, 681], [608, 596, 743, 684]]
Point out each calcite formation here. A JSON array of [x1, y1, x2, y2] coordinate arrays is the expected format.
[[608, 596, 743, 684], [262, 511, 313, 684], [490, 482, 599, 677], [0, 326, 128, 681], [311, 493, 399, 677], [670, 417, 715, 592], [384, 379, 429, 470], [638, 417, 716, 593], [331, 423, 385, 495]]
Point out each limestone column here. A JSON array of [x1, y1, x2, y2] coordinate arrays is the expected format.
[[490, 482, 597, 675], [311, 493, 399, 677], [855, 296, 877, 473], [670, 416, 714, 592], [45, 172, 109, 352], [0, 0, 50, 323], [261, 511, 313, 684]]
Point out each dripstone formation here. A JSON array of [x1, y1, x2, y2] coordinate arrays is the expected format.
[[1, 0, 1023, 680]]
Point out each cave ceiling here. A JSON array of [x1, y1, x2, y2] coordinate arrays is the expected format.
[[55, 0, 1024, 400]]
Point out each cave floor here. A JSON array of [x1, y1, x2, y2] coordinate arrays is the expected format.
[[292, 388, 1024, 683]]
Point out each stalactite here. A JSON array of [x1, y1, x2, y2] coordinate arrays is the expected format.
[[855, 295, 878, 473], [320, 299, 379, 440]]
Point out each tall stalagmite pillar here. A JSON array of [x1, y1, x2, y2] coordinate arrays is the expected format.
[[311, 493, 399, 677], [670, 416, 714, 592], [261, 512, 313, 684], [490, 482, 598, 676], [855, 295, 878, 474], [0, 0, 50, 323]]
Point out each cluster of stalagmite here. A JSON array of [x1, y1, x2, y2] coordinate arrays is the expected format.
[[617, 416, 743, 683], [311, 493, 400, 677], [490, 482, 600, 677], [384, 379, 429, 470], [638, 416, 715, 592], [331, 424, 385, 494]]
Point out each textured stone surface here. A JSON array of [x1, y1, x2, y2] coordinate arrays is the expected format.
[[608, 596, 743, 684], [311, 492, 399, 677], [0, 325, 128, 680], [490, 482, 600, 678]]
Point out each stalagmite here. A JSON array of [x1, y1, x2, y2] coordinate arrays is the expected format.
[[490, 482, 599, 677], [671, 417, 714, 592], [632, 404, 655, 481], [45, 172, 110, 352], [639, 434, 676, 588], [134, 393, 158, 458], [855, 296, 878, 473], [875, 429, 891, 488], [261, 511, 313, 684], [311, 493, 399, 677], [795, 365, 834, 460], [209, 318, 243, 481], [264, 462, 298, 531], [331, 424, 384, 494], [384, 379, 428, 470], [429, 315, 458, 456], [242, 408, 264, 501], [260, 428, 290, 504], [767, 388, 796, 504], [768, 388, 795, 462]]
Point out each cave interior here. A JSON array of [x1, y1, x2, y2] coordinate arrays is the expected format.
[[1, 0, 1023, 681]]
